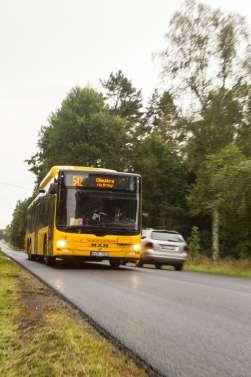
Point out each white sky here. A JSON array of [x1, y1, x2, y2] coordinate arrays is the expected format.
[[0, 0, 250, 228]]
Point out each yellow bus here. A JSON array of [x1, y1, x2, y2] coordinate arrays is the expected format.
[[25, 166, 142, 267]]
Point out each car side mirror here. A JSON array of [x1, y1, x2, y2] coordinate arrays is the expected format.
[[141, 236, 146, 239], [48, 182, 58, 195]]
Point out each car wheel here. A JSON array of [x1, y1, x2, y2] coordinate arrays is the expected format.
[[155, 263, 162, 269], [110, 260, 120, 268], [174, 263, 183, 271], [136, 259, 144, 267]]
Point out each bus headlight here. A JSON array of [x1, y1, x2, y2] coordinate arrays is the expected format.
[[56, 239, 68, 248], [131, 244, 141, 252]]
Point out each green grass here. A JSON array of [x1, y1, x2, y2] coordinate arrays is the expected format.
[[185, 256, 251, 278], [0, 251, 148, 377], [0, 254, 19, 366], [132, 257, 251, 278]]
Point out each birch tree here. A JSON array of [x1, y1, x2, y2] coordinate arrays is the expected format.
[[160, 0, 251, 169], [188, 144, 250, 260]]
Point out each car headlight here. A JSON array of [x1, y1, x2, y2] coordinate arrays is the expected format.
[[56, 239, 68, 248]]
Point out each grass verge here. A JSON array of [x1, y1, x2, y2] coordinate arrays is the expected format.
[[134, 258, 251, 278], [185, 256, 251, 278], [0, 250, 148, 377]]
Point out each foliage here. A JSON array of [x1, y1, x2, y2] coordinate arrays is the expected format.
[[160, 0, 250, 108], [7, 197, 33, 249], [188, 144, 251, 256], [160, 0, 251, 171], [27, 87, 130, 183], [188, 226, 201, 259], [133, 132, 188, 229], [101, 70, 143, 125], [185, 88, 244, 171], [188, 144, 245, 215], [159, 0, 251, 259], [145, 90, 183, 144], [189, 144, 251, 218], [236, 89, 251, 158]]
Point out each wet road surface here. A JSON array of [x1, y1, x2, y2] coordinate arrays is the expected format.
[[1, 241, 251, 377]]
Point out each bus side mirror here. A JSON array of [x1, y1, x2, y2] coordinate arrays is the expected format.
[[48, 183, 58, 195]]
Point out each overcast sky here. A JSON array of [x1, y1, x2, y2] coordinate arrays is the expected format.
[[0, 0, 250, 228]]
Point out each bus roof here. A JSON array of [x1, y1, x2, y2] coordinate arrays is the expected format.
[[39, 166, 117, 189]]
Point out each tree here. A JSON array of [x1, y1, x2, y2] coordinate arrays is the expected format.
[[101, 70, 144, 136], [159, 0, 251, 258], [27, 87, 130, 183], [145, 90, 183, 145], [133, 132, 188, 229], [188, 226, 201, 260], [8, 197, 33, 249], [188, 144, 251, 260], [186, 87, 243, 171], [160, 0, 250, 109], [236, 88, 251, 158], [160, 0, 251, 169]]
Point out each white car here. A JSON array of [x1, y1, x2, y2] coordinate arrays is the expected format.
[[138, 229, 188, 270]]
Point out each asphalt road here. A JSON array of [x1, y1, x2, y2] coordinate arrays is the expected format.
[[1, 241, 251, 377]]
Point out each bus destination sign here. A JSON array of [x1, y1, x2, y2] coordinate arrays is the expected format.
[[64, 172, 137, 192], [96, 177, 115, 188]]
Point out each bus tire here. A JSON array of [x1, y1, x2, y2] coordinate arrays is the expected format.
[[43, 236, 55, 266], [44, 256, 56, 266], [109, 260, 120, 268], [36, 255, 44, 263], [27, 240, 35, 261]]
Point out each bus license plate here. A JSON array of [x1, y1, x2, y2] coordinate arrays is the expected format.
[[91, 251, 109, 257]]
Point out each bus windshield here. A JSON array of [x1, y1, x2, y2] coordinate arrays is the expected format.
[[56, 189, 139, 234]]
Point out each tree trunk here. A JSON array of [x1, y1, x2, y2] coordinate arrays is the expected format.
[[212, 207, 220, 261]]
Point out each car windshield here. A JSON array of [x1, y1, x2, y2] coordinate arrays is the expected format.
[[56, 189, 139, 233], [151, 231, 184, 242]]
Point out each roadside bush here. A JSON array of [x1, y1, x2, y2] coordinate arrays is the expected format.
[[188, 226, 201, 260]]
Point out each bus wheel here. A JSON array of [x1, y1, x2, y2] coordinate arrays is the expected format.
[[27, 241, 35, 261], [43, 237, 56, 266], [109, 260, 120, 268], [44, 255, 56, 266]]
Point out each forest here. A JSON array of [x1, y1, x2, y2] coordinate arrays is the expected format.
[[5, 0, 251, 261]]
